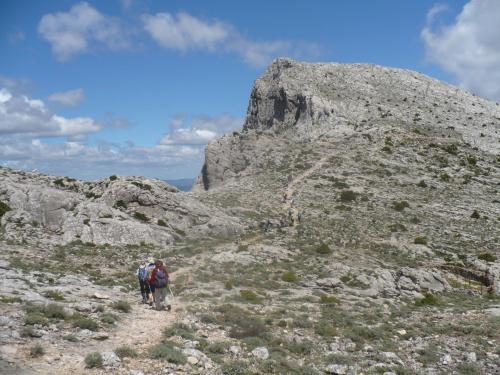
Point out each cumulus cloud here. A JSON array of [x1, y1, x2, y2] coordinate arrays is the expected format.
[[142, 11, 319, 67], [422, 0, 500, 101], [0, 136, 205, 180], [0, 88, 100, 138], [38, 2, 129, 61], [48, 88, 85, 106], [160, 114, 243, 145], [141, 12, 229, 51]]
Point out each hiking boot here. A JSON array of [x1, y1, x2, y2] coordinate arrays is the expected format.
[[167, 305, 172, 312]]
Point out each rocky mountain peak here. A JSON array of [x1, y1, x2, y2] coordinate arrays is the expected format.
[[244, 59, 499, 152]]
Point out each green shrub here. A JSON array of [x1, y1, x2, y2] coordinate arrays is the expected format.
[[415, 292, 440, 306], [72, 316, 99, 331], [149, 340, 187, 364], [320, 294, 340, 305], [316, 243, 332, 255], [200, 313, 218, 324], [157, 219, 168, 227], [281, 271, 298, 283], [339, 190, 357, 202], [392, 201, 410, 211], [43, 303, 67, 320], [63, 334, 78, 342], [29, 344, 45, 357], [109, 175, 118, 181], [114, 200, 127, 209], [206, 341, 229, 354], [164, 323, 195, 340], [417, 180, 427, 188], [100, 313, 119, 325], [133, 212, 149, 222], [43, 290, 65, 301], [478, 252, 497, 262], [466, 155, 477, 166], [111, 300, 131, 313], [239, 289, 262, 303], [414, 236, 428, 245], [314, 320, 337, 337], [0, 201, 11, 218], [54, 178, 65, 187], [24, 312, 48, 326], [20, 326, 38, 337], [455, 363, 483, 375], [114, 345, 138, 359], [471, 210, 480, 219], [221, 361, 252, 375], [224, 280, 234, 290], [440, 173, 450, 182], [84, 352, 103, 368], [443, 144, 458, 155]]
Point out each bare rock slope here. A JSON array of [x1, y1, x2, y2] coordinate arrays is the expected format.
[[0, 170, 241, 246]]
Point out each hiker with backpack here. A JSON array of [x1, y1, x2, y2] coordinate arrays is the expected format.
[[136, 261, 150, 304], [146, 259, 156, 306], [149, 260, 171, 311]]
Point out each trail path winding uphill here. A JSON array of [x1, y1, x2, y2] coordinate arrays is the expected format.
[[16, 266, 201, 375], [283, 155, 329, 212]]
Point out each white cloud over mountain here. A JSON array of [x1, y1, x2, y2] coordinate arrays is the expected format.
[[422, 0, 500, 101], [160, 114, 243, 145], [142, 11, 319, 67], [48, 88, 85, 107]]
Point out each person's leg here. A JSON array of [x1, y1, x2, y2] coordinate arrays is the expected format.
[[155, 288, 166, 310], [139, 279, 146, 302], [150, 284, 156, 305], [165, 290, 172, 311], [145, 281, 151, 301]]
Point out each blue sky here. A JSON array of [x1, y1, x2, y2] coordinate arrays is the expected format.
[[1, 0, 498, 180]]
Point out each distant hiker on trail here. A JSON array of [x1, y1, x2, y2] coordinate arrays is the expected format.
[[287, 174, 293, 184], [146, 259, 156, 306], [298, 211, 304, 224], [136, 261, 150, 304], [283, 192, 288, 203], [150, 260, 171, 311]]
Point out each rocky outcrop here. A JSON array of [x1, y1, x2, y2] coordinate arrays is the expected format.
[[195, 58, 500, 190], [0, 168, 242, 246]]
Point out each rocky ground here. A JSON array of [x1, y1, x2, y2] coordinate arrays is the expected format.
[[1, 59, 499, 374]]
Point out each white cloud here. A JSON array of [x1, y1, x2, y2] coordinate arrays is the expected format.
[[141, 12, 229, 51], [142, 11, 319, 67], [0, 88, 100, 138], [0, 136, 205, 180], [38, 2, 129, 61], [48, 88, 85, 106], [160, 114, 243, 145], [422, 0, 500, 101]]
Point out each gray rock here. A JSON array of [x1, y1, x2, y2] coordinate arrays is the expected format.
[[101, 351, 121, 367], [325, 364, 349, 374], [251, 347, 269, 360], [466, 352, 477, 362], [441, 354, 452, 365], [229, 345, 241, 355]]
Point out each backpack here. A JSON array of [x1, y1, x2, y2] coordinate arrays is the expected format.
[[138, 267, 148, 281], [155, 269, 168, 288]]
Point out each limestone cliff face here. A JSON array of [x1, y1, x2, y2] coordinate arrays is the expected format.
[[195, 58, 500, 190]]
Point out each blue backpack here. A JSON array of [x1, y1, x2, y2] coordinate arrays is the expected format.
[[156, 269, 168, 288], [138, 267, 148, 281]]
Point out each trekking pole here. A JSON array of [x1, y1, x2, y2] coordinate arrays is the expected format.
[[167, 284, 175, 298]]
